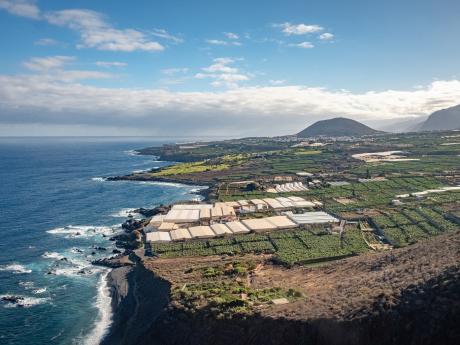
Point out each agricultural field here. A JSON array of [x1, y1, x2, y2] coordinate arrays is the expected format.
[[146, 227, 369, 267]]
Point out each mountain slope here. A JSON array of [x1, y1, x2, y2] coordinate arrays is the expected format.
[[420, 104, 460, 131], [297, 117, 380, 137]]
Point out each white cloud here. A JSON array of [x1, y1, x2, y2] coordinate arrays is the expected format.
[[34, 38, 58, 46], [224, 32, 239, 40], [269, 79, 286, 85], [150, 28, 183, 43], [202, 58, 239, 74], [44, 9, 164, 52], [0, 0, 40, 19], [276, 22, 323, 35], [161, 68, 189, 75], [22, 56, 112, 82], [206, 39, 241, 46], [291, 41, 314, 49], [95, 61, 127, 68], [319, 32, 334, 40], [0, 3, 166, 52], [23, 56, 75, 71], [1, 75, 460, 136], [196, 58, 250, 88]]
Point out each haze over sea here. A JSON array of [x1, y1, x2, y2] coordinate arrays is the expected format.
[[0, 136, 208, 345]]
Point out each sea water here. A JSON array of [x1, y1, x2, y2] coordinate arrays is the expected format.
[[0, 137, 207, 345]]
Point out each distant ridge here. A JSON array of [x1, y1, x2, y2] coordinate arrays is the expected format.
[[297, 117, 380, 137], [420, 104, 460, 131]]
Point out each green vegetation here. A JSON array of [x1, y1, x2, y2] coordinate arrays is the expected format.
[[147, 227, 369, 267]]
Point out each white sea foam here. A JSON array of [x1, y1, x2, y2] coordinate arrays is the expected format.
[[42, 251, 65, 260], [1, 294, 50, 308], [110, 208, 139, 218], [0, 264, 32, 274], [139, 181, 191, 188], [47, 225, 115, 238], [83, 271, 113, 345], [91, 177, 107, 182], [32, 287, 47, 294], [123, 150, 139, 156], [19, 281, 34, 289]]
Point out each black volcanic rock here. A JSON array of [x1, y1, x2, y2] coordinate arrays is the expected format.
[[297, 117, 380, 137], [420, 104, 460, 131]]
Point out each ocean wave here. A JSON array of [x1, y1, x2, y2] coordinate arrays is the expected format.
[[123, 150, 139, 156], [41, 251, 65, 260], [110, 208, 139, 218], [47, 225, 115, 238], [139, 181, 192, 188], [83, 271, 113, 345], [32, 287, 47, 294], [19, 281, 34, 289], [1, 294, 50, 308], [0, 264, 32, 274], [91, 177, 107, 182]]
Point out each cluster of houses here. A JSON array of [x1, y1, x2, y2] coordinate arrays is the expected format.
[[145, 197, 339, 243]]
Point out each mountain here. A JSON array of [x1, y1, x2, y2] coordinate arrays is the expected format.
[[420, 104, 460, 131], [297, 117, 380, 137], [375, 116, 427, 133]]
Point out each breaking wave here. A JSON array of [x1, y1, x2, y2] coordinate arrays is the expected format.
[[47, 225, 115, 238], [1, 294, 50, 308], [82, 271, 113, 345], [0, 264, 32, 274]]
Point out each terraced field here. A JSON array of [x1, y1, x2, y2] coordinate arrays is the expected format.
[[147, 227, 369, 266]]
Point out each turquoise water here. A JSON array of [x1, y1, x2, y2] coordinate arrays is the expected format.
[[0, 137, 205, 345]]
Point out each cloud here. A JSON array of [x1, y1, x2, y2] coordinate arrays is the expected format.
[[291, 41, 314, 49], [269, 79, 286, 85], [0, 2, 166, 52], [34, 38, 59, 46], [2, 67, 459, 136], [206, 39, 241, 46], [44, 9, 164, 52], [319, 32, 334, 40], [275, 22, 323, 35], [95, 61, 127, 68], [23, 56, 75, 71], [0, 0, 40, 19], [22, 56, 113, 81], [161, 68, 189, 75], [224, 32, 239, 40], [196, 58, 250, 88], [150, 28, 183, 43]]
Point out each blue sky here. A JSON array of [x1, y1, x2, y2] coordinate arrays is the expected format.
[[0, 0, 459, 136]]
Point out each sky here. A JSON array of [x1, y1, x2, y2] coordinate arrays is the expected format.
[[0, 0, 459, 136]]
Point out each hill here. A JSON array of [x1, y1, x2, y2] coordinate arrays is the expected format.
[[420, 104, 460, 131], [297, 117, 380, 137]]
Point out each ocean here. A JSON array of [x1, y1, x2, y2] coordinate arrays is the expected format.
[[0, 137, 207, 345]]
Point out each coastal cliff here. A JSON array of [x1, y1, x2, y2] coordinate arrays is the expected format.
[[102, 231, 460, 345], [101, 263, 170, 345]]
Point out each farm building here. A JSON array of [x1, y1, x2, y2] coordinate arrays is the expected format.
[[250, 199, 269, 210], [262, 198, 285, 210], [164, 209, 200, 223], [210, 223, 233, 236], [170, 228, 192, 241], [225, 221, 251, 234], [157, 222, 178, 232], [265, 216, 297, 229], [188, 225, 215, 239], [286, 211, 339, 225], [146, 231, 171, 243], [242, 218, 278, 232], [171, 204, 213, 210], [287, 196, 316, 208]]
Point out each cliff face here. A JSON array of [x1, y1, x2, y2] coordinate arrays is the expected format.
[[101, 264, 170, 345], [104, 231, 460, 345]]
